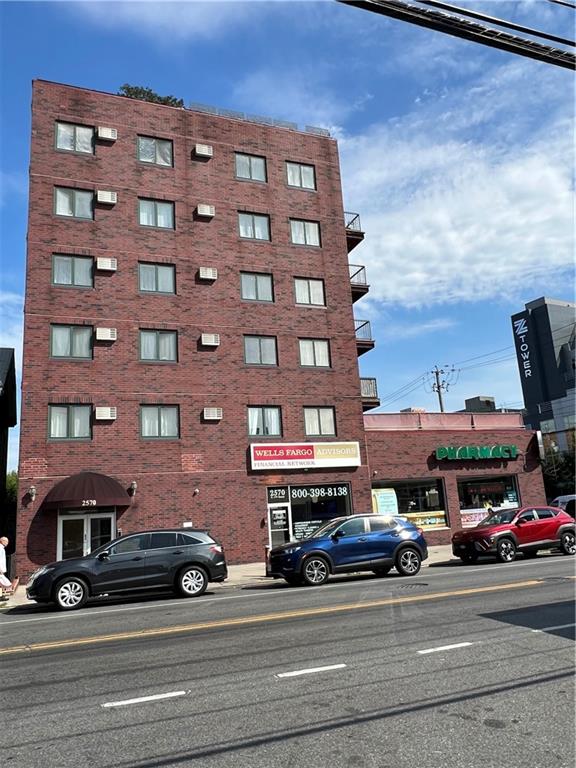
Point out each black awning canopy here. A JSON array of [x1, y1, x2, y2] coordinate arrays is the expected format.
[[42, 472, 131, 510]]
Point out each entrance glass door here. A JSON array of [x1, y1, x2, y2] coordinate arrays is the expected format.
[[61, 517, 85, 560], [58, 512, 115, 560]]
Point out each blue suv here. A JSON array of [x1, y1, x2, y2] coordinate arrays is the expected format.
[[267, 514, 428, 586]]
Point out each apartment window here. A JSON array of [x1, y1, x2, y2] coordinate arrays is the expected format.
[[294, 277, 325, 306], [138, 199, 174, 229], [137, 136, 173, 167], [304, 407, 336, 436], [290, 219, 320, 246], [49, 405, 91, 439], [244, 335, 277, 366], [238, 212, 270, 241], [139, 330, 177, 362], [286, 162, 316, 190], [50, 325, 92, 359], [52, 255, 93, 287], [55, 187, 94, 220], [235, 153, 267, 182], [240, 272, 273, 302], [55, 122, 94, 154], [299, 339, 330, 368], [140, 405, 180, 438], [247, 406, 282, 437], [138, 263, 175, 294]]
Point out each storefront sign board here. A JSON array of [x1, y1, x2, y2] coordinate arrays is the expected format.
[[251, 442, 361, 470], [435, 444, 518, 460]]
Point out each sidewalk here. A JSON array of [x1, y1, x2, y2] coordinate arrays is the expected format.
[[0, 544, 456, 610]]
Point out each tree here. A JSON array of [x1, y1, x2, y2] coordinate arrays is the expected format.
[[117, 84, 184, 108], [541, 450, 575, 500], [5, 471, 17, 504]]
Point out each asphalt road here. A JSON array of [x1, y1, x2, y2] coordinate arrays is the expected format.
[[1, 555, 574, 768]]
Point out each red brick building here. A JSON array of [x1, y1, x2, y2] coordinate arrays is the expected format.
[[16, 80, 377, 577]]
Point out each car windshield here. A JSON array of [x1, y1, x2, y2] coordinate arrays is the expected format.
[[310, 518, 347, 538], [477, 509, 519, 526]]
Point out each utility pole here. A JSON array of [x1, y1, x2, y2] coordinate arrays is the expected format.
[[430, 365, 455, 412]]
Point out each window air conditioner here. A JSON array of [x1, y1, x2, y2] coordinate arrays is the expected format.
[[95, 407, 117, 421], [97, 126, 118, 141], [200, 333, 220, 346], [96, 327, 118, 341], [96, 257, 118, 272], [194, 143, 213, 158], [97, 190, 118, 205], [197, 204, 215, 218], [198, 267, 218, 281], [203, 408, 223, 421]]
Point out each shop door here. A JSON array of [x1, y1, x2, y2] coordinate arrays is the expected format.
[[58, 512, 115, 560], [268, 505, 291, 548]]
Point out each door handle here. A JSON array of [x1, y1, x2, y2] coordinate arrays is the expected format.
[[358, 537, 367, 542], [172, 550, 183, 555], [132, 556, 143, 561]]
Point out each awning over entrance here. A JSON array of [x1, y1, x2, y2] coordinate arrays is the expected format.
[[42, 471, 131, 510]]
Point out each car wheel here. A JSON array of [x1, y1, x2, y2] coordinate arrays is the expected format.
[[178, 565, 208, 597], [284, 575, 303, 587], [395, 548, 421, 576], [54, 577, 88, 611], [460, 552, 478, 563], [523, 549, 539, 559], [559, 531, 576, 556], [301, 556, 330, 586], [372, 567, 392, 577], [496, 538, 516, 563]]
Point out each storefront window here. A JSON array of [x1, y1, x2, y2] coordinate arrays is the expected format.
[[266, 483, 352, 545], [457, 475, 519, 528], [372, 479, 448, 530]]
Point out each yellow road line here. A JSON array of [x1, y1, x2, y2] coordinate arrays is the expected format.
[[0, 578, 545, 656]]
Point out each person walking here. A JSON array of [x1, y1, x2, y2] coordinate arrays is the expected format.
[[0, 536, 17, 598]]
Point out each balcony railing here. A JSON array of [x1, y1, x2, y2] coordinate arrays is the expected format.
[[344, 211, 362, 231], [355, 319, 373, 341], [360, 378, 378, 399], [349, 264, 367, 286]]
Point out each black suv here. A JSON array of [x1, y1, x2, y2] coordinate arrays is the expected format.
[[26, 529, 227, 610]]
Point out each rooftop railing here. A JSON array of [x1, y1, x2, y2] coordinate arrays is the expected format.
[[349, 264, 367, 286], [360, 378, 378, 399], [344, 212, 362, 231], [354, 319, 373, 341]]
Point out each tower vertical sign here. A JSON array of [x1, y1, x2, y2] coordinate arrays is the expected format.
[[511, 310, 544, 407]]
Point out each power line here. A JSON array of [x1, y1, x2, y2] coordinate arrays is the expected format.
[[453, 345, 514, 366]]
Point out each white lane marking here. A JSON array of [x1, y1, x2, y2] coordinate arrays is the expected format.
[[102, 690, 187, 708], [531, 623, 576, 633], [417, 641, 474, 655], [276, 663, 347, 678], [2, 557, 573, 626]]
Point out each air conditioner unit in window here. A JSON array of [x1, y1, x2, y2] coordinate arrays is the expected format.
[[95, 406, 117, 421], [203, 407, 223, 421], [194, 143, 213, 158], [97, 190, 117, 205], [96, 327, 117, 341], [96, 257, 117, 272], [200, 333, 220, 347], [197, 204, 215, 218], [198, 267, 218, 281], [97, 126, 118, 141]]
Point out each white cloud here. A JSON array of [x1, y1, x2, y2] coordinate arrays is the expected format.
[[379, 317, 457, 341]]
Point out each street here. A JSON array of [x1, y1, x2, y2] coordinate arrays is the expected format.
[[1, 555, 574, 768]]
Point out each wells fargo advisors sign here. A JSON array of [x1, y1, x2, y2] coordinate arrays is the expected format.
[[250, 442, 361, 470], [435, 444, 519, 461]]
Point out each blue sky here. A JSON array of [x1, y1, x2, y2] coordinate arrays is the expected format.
[[0, 0, 574, 471]]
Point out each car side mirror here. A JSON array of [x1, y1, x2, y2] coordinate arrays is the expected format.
[[332, 529, 345, 539], [97, 550, 110, 560], [515, 518, 525, 526]]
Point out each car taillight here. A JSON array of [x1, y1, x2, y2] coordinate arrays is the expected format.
[[417, 527, 424, 536], [210, 544, 223, 554]]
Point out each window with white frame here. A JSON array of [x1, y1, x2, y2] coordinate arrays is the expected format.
[[139, 330, 177, 362], [55, 187, 94, 219], [304, 407, 336, 436], [50, 325, 92, 359], [240, 272, 273, 302], [235, 153, 267, 182], [140, 405, 180, 438], [138, 199, 174, 229], [286, 162, 316, 190], [244, 335, 277, 365], [294, 277, 325, 306], [138, 263, 175, 294], [290, 219, 320, 246], [299, 339, 330, 368], [52, 255, 93, 287], [137, 136, 173, 167], [49, 404, 91, 439], [247, 406, 282, 436], [55, 122, 94, 154], [238, 212, 270, 240]]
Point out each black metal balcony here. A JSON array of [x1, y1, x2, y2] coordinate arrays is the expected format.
[[355, 319, 375, 356], [345, 211, 364, 253], [349, 264, 369, 303], [360, 377, 380, 411]]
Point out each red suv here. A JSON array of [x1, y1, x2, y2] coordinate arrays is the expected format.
[[452, 506, 575, 563]]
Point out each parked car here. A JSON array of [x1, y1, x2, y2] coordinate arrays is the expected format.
[[550, 495, 576, 518], [26, 529, 228, 610], [267, 514, 428, 586], [451, 506, 575, 563]]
